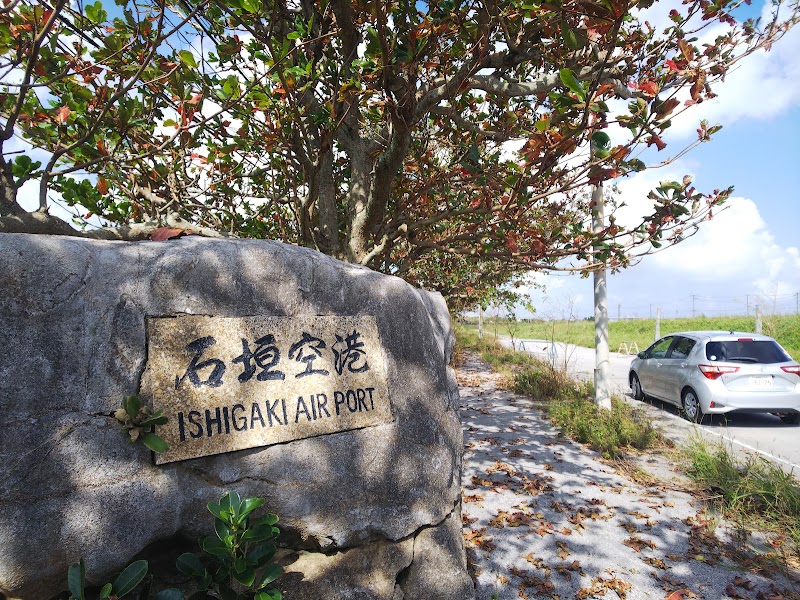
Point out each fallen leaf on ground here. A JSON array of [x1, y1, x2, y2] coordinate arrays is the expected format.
[[733, 577, 754, 591], [725, 583, 750, 599], [462, 493, 485, 504], [624, 536, 656, 552], [665, 590, 698, 600], [643, 557, 667, 569]]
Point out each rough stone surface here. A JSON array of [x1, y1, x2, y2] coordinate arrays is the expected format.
[[0, 234, 474, 600], [280, 539, 414, 599]]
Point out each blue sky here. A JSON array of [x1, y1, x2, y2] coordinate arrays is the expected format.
[[520, 0, 800, 321]]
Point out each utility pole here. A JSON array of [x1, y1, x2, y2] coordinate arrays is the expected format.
[[691, 295, 696, 318], [478, 305, 484, 339], [592, 183, 611, 411], [655, 307, 661, 341]]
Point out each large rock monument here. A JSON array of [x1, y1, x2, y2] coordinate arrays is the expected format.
[[0, 233, 474, 600]]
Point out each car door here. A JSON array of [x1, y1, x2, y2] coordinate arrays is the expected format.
[[658, 336, 697, 406], [637, 336, 675, 399]]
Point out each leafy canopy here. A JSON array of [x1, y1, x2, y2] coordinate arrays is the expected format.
[[0, 0, 796, 306]]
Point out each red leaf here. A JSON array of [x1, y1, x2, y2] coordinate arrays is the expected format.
[[646, 135, 667, 151], [639, 80, 659, 96], [54, 106, 71, 125], [96, 178, 109, 195], [150, 227, 187, 241]]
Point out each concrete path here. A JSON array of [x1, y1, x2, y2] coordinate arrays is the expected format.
[[457, 351, 800, 600]]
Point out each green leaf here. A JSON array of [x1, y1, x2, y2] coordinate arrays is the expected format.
[[201, 536, 230, 558], [68, 559, 86, 600], [112, 560, 148, 597], [247, 542, 276, 566], [255, 590, 282, 600], [85, 2, 108, 23], [139, 414, 168, 429], [242, 524, 277, 543], [234, 557, 248, 574], [123, 395, 140, 420], [239, 497, 264, 520], [241, 0, 260, 13], [176, 553, 206, 577], [232, 565, 256, 586], [178, 50, 198, 68], [215, 519, 231, 542], [220, 491, 241, 520], [257, 563, 282, 587], [12, 155, 42, 181], [207, 500, 224, 520], [559, 69, 585, 101], [100, 583, 112, 598], [142, 433, 168, 453], [254, 513, 278, 527], [561, 24, 585, 50]]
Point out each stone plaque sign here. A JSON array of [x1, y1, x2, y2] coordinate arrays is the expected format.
[[141, 315, 393, 464]]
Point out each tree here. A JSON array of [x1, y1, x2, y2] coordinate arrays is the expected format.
[[1, 0, 797, 304]]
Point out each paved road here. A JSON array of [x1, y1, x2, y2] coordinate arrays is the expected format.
[[504, 338, 800, 473]]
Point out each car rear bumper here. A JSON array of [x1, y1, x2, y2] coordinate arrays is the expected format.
[[700, 390, 800, 415]]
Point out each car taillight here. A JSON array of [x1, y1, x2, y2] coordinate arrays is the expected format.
[[781, 365, 800, 376], [699, 364, 740, 380]]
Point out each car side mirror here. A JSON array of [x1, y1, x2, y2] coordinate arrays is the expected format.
[[637, 352, 647, 359]]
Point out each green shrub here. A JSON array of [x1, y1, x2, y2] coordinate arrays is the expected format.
[[685, 438, 800, 551], [67, 492, 282, 600], [547, 397, 659, 459], [177, 491, 282, 600], [512, 366, 584, 401], [67, 559, 181, 600]]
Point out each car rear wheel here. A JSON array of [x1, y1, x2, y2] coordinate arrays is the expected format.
[[779, 413, 800, 425], [682, 389, 704, 423], [630, 373, 644, 401]]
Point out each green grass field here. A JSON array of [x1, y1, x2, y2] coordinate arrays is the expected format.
[[471, 313, 800, 361]]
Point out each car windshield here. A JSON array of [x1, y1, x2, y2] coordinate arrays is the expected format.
[[705, 340, 791, 364]]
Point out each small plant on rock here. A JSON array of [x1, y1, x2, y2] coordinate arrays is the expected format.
[[177, 491, 283, 600], [114, 394, 169, 453]]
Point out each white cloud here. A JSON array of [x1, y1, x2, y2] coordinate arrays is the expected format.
[[647, 196, 786, 278], [647, 1, 800, 141]]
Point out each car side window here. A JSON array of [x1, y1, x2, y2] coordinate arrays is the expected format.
[[648, 337, 673, 359], [668, 337, 696, 359]]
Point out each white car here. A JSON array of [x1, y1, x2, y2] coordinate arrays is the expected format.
[[628, 331, 800, 424]]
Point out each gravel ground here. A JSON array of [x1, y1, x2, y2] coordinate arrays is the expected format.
[[457, 351, 800, 600]]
